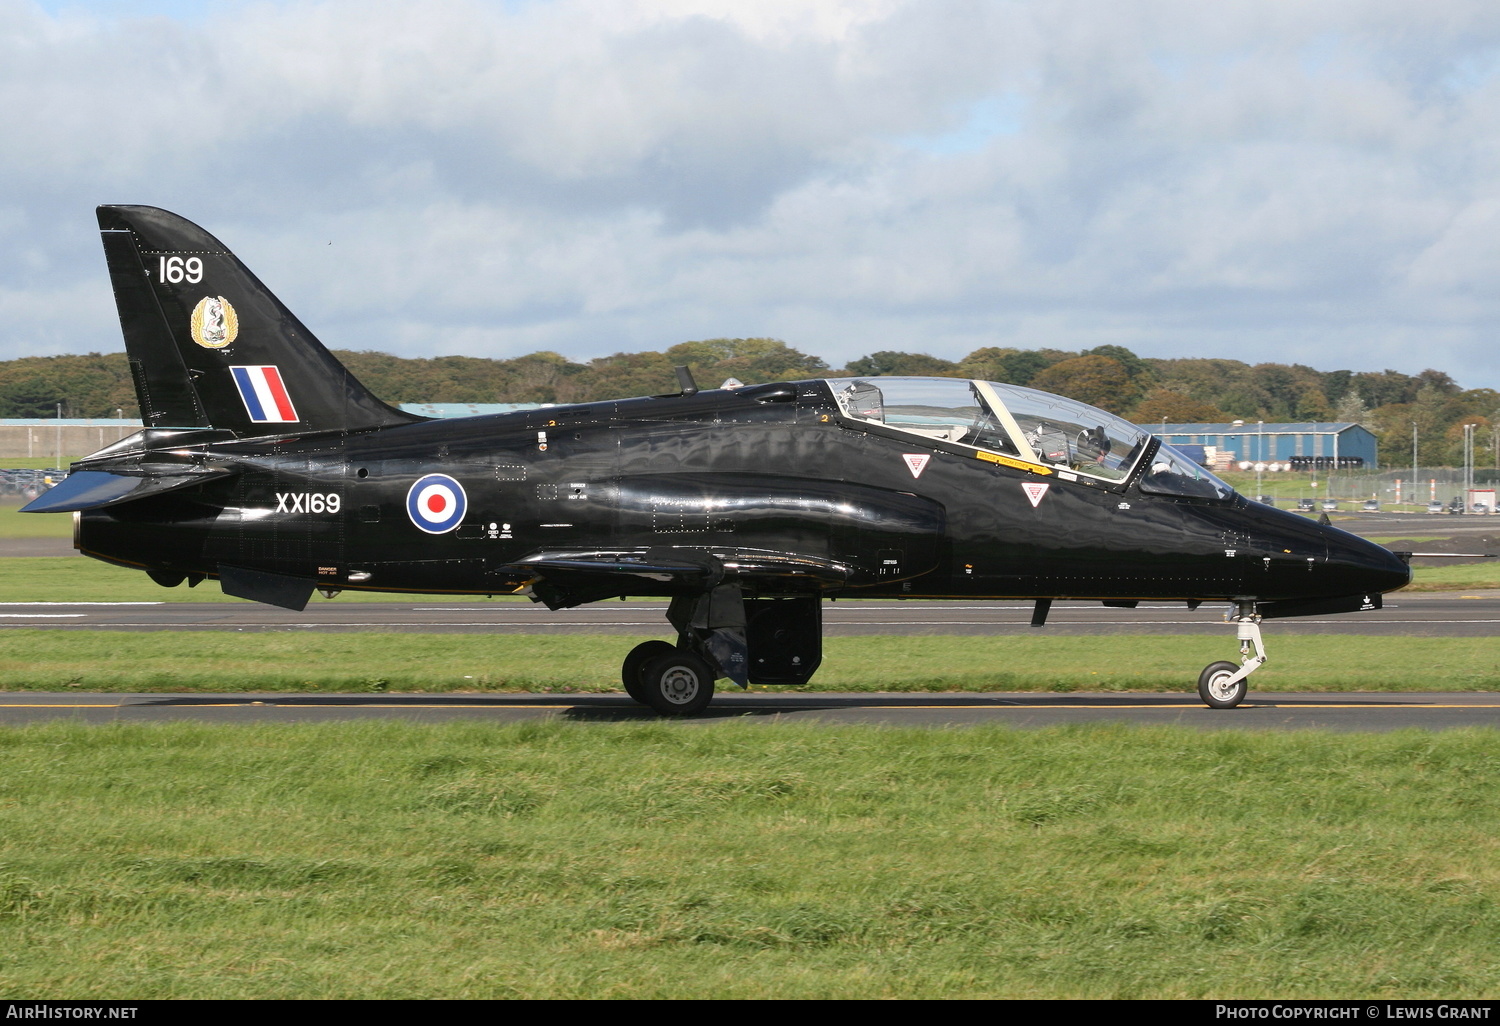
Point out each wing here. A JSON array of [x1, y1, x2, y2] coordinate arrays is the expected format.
[[499, 546, 854, 609]]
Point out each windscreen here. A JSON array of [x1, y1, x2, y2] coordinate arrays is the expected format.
[[1137, 443, 1236, 500]]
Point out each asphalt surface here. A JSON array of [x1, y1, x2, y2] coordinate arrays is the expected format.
[[0, 594, 1496, 636], [2, 690, 1499, 731], [0, 593, 1496, 729], [0, 537, 72, 556], [2, 507, 1498, 728]]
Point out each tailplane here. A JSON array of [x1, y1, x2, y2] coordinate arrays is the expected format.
[[97, 205, 421, 435]]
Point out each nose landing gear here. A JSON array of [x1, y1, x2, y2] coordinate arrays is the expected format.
[[1198, 601, 1265, 709]]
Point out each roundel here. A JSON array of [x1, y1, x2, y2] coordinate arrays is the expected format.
[[406, 474, 467, 534]]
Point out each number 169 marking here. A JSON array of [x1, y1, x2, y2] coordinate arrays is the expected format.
[[158, 256, 203, 284]]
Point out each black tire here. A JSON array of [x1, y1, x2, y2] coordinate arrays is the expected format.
[[1198, 660, 1247, 709], [638, 650, 716, 716], [621, 640, 675, 704]]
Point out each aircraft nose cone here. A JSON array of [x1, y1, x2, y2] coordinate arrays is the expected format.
[[1328, 533, 1412, 595]]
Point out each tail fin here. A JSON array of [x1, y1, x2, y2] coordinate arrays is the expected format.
[[97, 205, 421, 435]]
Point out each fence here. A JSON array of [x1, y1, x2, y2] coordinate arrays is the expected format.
[[1238, 466, 1494, 506], [0, 420, 141, 461]]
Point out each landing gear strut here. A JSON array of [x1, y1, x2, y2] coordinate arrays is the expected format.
[[1198, 601, 1265, 709], [618, 586, 824, 716]]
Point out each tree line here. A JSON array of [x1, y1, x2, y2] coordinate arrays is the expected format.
[[1, 339, 1494, 467]]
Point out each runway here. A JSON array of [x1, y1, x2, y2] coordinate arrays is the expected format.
[[0, 593, 1496, 636], [2, 511, 1497, 728], [1, 690, 1498, 731]]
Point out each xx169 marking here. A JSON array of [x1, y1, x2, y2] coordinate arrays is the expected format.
[[275, 492, 341, 514]]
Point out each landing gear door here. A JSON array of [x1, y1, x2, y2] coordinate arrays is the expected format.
[[745, 597, 822, 685]]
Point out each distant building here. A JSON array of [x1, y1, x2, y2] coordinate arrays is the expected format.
[[1144, 422, 1377, 468]]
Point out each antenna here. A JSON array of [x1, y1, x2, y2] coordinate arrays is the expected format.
[[674, 365, 699, 396]]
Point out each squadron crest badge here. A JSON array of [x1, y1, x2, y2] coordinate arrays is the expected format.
[[190, 296, 239, 349]]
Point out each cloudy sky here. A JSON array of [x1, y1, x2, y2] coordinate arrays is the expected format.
[[5, 0, 1500, 388]]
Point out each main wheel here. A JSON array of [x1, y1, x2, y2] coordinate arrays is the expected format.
[[638, 650, 716, 716], [621, 641, 675, 703], [1198, 660, 1247, 709]]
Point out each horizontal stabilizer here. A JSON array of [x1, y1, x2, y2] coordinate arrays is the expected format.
[[19, 466, 234, 514]]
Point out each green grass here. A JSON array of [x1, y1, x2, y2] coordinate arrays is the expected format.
[[1, 720, 1499, 998], [0, 507, 524, 605], [0, 505, 72, 539], [1402, 561, 1500, 592], [0, 631, 1495, 694], [0, 557, 524, 603], [0, 458, 73, 471]]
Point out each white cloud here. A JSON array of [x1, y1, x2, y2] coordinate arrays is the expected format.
[[4, 0, 1500, 389]]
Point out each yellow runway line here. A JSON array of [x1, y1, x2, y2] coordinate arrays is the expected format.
[[7, 700, 1500, 711]]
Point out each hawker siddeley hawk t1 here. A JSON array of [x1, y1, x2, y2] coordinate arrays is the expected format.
[[23, 206, 1412, 713]]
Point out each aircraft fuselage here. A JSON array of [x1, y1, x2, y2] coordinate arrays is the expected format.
[[74, 379, 1408, 606]]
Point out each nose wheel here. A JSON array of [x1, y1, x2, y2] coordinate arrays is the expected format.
[[1198, 660, 1247, 708], [1197, 602, 1266, 709]]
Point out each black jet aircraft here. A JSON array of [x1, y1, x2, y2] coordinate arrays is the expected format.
[[23, 206, 1412, 713]]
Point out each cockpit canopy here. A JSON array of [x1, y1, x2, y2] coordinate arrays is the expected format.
[[826, 376, 1235, 499]]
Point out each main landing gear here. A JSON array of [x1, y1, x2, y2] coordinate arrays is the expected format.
[[1198, 600, 1265, 709], [619, 588, 824, 716], [622, 640, 716, 715]]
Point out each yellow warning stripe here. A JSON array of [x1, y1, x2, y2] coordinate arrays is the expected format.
[[974, 450, 1052, 474]]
